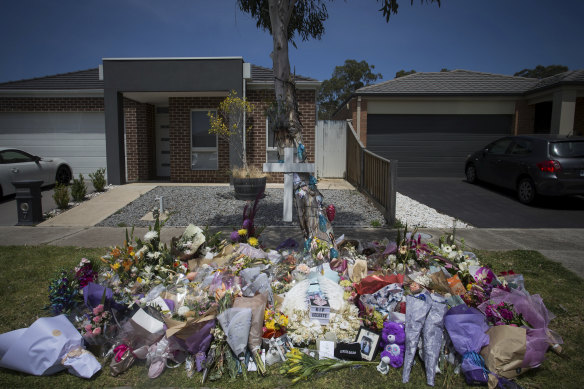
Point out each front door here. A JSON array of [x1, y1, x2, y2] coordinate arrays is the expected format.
[[155, 107, 170, 178]]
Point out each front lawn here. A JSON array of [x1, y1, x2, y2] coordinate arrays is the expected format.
[[0, 246, 581, 388]]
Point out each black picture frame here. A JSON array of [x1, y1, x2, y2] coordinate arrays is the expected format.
[[355, 326, 380, 361]]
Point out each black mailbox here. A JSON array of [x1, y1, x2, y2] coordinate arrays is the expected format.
[[12, 180, 43, 225]]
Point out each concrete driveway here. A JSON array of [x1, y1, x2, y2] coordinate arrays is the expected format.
[[397, 177, 584, 228]]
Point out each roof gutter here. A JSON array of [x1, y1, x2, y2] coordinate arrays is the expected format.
[[246, 81, 321, 90], [0, 89, 104, 97]]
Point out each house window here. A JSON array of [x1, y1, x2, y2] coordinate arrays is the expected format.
[[191, 110, 218, 170], [266, 117, 280, 162]]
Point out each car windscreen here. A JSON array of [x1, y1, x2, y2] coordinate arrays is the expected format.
[[550, 141, 584, 158]]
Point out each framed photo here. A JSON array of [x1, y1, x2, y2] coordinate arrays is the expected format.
[[355, 327, 380, 361]]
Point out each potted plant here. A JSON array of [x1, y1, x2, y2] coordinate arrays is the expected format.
[[208, 90, 266, 200]]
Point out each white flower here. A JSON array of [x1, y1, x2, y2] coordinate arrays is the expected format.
[[407, 259, 415, 267], [178, 306, 190, 317], [442, 245, 452, 254], [144, 265, 152, 273], [144, 231, 158, 242], [387, 254, 397, 263], [147, 252, 155, 259], [131, 266, 138, 273], [396, 263, 404, 272]]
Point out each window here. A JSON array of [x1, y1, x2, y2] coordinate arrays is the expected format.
[[509, 139, 532, 155], [550, 141, 584, 158], [487, 138, 512, 155], [0, 150, 34, 164], [266, 117, 280, 162], [191, 110, 218, 170]]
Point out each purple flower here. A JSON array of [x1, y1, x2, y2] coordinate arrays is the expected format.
[[230, 230, 240, 242], [500, 308, 514, 321], [242, 218, 252, 229]]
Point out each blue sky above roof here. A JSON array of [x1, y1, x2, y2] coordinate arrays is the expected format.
[[0, 0, 583, 84]]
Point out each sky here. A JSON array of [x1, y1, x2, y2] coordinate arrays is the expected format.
[[1, 0, 583, 84]]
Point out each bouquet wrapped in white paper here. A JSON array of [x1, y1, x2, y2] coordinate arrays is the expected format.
[[0, 315, 101, 378]]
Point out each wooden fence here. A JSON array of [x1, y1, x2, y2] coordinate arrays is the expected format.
[[346, 122, 397, 225]]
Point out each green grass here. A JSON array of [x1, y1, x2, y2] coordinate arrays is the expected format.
[[0, 246, 582, 388], [370, 219, 382, 228]]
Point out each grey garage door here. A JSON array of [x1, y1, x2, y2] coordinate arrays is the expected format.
[[0, 112, 106, 176], [367, 114, 513, 177]]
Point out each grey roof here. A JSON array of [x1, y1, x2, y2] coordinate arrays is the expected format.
[[357, 70, 540, 96], [0, 68, 103, 90], [250, 64, 317, 82], [527, 69, 584, 93], [0, 64, 318, 91]]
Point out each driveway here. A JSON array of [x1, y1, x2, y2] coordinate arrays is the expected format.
[[397, 177, 584, 228]]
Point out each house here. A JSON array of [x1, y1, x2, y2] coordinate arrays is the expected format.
[[334, 69, 584, 177], [0, 57, 320, 185]]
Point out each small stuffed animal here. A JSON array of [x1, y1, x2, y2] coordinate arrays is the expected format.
[[380, 321, 405, 368]]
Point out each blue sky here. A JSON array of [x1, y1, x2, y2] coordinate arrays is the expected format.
[[1, 0, 583, 84]]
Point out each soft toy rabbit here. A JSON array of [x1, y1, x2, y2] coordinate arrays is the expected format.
[[380, 321, 405, 368]]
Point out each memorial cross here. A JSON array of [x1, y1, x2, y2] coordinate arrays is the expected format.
[[263, 147, 314, 222]]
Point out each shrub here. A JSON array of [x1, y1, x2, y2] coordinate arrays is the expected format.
[[71, 174, 87, 202], [89, 168, 107, 192], [53, 184, 70, 209]]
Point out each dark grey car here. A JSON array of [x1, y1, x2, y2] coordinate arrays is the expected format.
[[465, 135, 584, 204]]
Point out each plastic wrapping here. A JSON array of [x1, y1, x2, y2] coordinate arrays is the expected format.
[[233, 293, 268, 354], [359, 283, 403, 316], [402, 294, 431, 383], [423, 294, 448, 386], [217, 307, 252, 357]]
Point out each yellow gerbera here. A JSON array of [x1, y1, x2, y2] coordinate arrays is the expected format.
[[248, 237, 258, 247], [111, 263, 120, 270], [238, 229, 248, 236]]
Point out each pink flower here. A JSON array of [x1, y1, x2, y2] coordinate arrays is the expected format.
[[84, 324, 93, 332], [93, 316, 101, 323], [96, 304, 104, 313], [92, 327, 102, 335]]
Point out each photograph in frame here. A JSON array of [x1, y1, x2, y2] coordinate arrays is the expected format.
[[355, 326, 380, 361]]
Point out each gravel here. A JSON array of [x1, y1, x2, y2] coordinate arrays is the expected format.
[[97, 186, 473, 229]]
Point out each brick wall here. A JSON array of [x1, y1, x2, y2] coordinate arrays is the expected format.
[[332, 97, 367, 145], [574, 97, 584, 136], [246, 88, 316, 183], [0, 97, 104, 112], [124, 98, 155, 182], [514, 99, 535, 135], [169, 96, 230, 183]]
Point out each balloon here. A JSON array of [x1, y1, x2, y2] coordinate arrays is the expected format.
[[326, 204, 336, 222]]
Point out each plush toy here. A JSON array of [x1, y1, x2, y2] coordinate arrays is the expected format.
[[380, 321, 406, 368]]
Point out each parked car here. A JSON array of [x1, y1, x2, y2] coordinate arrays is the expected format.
[[465, 135, 584, 204], [0, 148, 72, 197]]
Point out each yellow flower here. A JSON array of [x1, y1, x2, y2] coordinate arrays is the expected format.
[[238, 229, 248, 236], [111, 263, 120, 270], [248, 237, 258, 247], [466, 283, 473, 291], [265, 319, 276, 330], [137, 277, 142, 283], [129, 251, 135, 257]]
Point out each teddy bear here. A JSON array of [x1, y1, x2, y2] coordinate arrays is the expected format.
[[380, 321, 405, 368]]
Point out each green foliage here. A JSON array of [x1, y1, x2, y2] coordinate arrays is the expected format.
[[370, 219, 381, 227], [52, 183, 70, 209], [89, 168, 107, 192], [378, 0, 441, 22], [317, 59, 383, 119], [395, 69, 417, 78], [514, 65, 569, 79], [71, 173, 87, 202]]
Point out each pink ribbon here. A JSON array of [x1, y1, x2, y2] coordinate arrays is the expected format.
[[114, 344, 134, 362]]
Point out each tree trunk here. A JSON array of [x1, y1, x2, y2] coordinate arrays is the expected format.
[[268, 0, 302, 151]]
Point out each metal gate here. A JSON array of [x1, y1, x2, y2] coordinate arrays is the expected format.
[[316, 120, 346, 178]]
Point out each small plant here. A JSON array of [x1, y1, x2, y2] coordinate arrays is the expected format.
[[370, 219, 382, 227], [89, 168, 107, 192], [71, 174, 87, 202], [53, 184, 70, 209]]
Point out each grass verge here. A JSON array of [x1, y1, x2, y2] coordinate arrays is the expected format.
[[0, 246, 581, 388]]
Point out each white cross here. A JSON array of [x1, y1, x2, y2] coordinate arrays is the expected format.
[[263, 147, 314, 222]]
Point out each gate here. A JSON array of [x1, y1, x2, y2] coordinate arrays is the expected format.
[[316, 120, 346, 178]]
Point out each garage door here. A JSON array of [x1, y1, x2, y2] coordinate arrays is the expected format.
[[0, 112, 106, 176], [367, 114, 513, 177]]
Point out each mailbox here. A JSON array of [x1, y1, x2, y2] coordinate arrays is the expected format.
[[12, 180, 43, 225]]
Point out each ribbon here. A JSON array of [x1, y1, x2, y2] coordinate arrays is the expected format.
[[463, 351, 489, 380], [113, 344, 135, 363]]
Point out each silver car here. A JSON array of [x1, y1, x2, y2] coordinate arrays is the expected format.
[[0, 148, 72, 197]]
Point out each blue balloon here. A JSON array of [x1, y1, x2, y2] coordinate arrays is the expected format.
[[330, 248, 339, 259], [309, 175, 317, 186], [304, 237, 312, 252], [319, 214, 327, 232], [297, 143, 306, 161]]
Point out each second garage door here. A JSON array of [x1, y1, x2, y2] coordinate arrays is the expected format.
[[0, 112, 106, 177], [367, 114, 513, 177]]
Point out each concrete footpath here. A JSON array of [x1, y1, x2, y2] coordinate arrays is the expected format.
[[0, 180, 582, 278], [0, 225, 582, 278]]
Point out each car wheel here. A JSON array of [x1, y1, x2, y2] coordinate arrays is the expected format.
[[517, 177, 536, 204], [465, 164, 478, 184], [56, 166, 72, 185]]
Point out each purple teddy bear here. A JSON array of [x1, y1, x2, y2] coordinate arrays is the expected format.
[[380, 321, 405, 368]]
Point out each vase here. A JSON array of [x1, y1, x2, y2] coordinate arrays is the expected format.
[[233, 177, 267, 201]]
